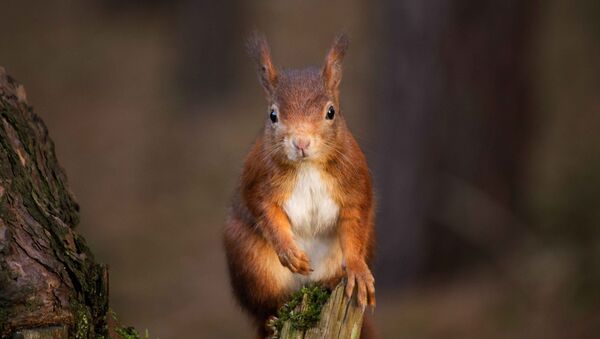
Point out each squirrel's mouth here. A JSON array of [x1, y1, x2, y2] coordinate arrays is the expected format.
[[286, 148, 313, 162]]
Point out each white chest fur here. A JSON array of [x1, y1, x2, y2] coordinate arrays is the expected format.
[[283, 165, 340, 237], [282, 165, 342, 286]]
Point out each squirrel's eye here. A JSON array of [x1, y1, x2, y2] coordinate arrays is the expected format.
[[270, 109, 278, 123], [326, 106, 335, 120]]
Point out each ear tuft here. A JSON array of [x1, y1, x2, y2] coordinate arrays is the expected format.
[[247, 32, 278, 96], [322, 33, 350, 96]]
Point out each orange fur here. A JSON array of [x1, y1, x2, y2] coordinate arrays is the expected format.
[[224, 33, 375, 338]]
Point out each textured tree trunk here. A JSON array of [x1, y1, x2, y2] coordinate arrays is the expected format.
[[0, 67, 108, 338], [277, 282, 364, 339]]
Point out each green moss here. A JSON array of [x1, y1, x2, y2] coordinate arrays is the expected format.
[[114, 326, 140, 339], [73, 302, 92, 339], [110, 309, 151, 339], [271, 283, 331, 336]]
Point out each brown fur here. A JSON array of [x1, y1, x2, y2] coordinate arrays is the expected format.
[[224, 33, 375, 338]]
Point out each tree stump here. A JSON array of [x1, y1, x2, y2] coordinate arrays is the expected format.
[[0, 67, 108, 338], [275, 282, 365, 339]]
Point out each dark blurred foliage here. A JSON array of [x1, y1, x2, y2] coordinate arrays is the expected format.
[[0, 0, 599, 337]]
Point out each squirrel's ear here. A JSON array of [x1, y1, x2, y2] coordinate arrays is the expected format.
[[322, 33, 349, 96], [247, 32, 278, 97]]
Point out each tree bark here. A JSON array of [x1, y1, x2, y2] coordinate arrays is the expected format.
[[0, 67, 108, 338]]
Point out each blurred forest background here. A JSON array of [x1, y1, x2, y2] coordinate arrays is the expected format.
[[1, 0, 599, 338]]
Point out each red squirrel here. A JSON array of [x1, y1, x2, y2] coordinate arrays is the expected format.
[[224, 33, 375, 338]]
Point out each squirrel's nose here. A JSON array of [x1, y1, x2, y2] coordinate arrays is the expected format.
[[292, 137, 311, 151]]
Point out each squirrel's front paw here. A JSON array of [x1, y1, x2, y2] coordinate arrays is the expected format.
[[276, 244, 311, 275], [344, 259, 376, 309]]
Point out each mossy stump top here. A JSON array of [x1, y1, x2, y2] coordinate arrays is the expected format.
[[271, 281, 365, 339]]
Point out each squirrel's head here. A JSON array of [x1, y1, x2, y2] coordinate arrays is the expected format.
[[248, 33, 349, 164]]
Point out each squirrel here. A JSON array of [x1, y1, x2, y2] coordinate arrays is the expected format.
[[224, 33, 376, 339]]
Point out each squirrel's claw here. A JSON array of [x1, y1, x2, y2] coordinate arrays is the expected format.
[[344, 260, 376, 309]]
